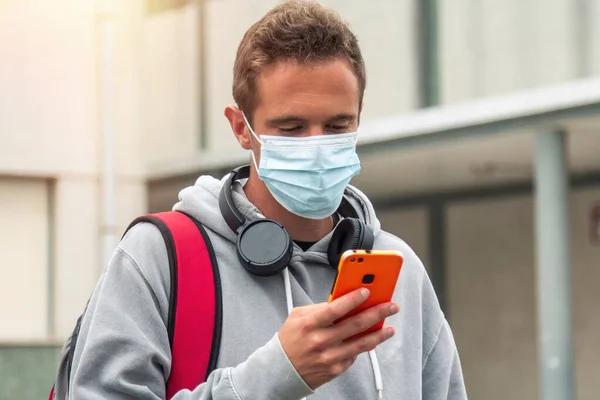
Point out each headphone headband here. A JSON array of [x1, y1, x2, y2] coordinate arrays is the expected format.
[[218, 165, 251, 234]]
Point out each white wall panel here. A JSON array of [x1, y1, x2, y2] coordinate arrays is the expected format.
[[0, 0, 98, 175], [141, 3, 201, 164], [440, 0, 578, 103], [0, 178, 49, 341], [53, 178, 98, 339], [319, 0, 418, 118]]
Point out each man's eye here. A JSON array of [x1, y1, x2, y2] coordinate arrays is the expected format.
[[328, 125, 350, 131], [279, 126, 302, 133]]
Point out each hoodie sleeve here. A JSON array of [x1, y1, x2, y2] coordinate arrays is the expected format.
[[419, 269, 468, 400], [422, 320, 468, 400], [68, 223, 313, 400]]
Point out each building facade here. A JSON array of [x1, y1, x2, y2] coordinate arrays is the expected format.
[[1, 1, 599, 399]]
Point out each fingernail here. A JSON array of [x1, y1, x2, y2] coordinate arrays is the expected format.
[[390, 304, 399, 314], [360, 288, 370, 299], [386, 327, 395, 337]]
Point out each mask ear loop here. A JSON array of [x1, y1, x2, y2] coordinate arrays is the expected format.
[[242, 111, 263, 173], [241, 111, 262, 144], [351, 128, 360, 149]]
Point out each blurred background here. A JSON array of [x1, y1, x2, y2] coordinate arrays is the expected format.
[[1, 0, 599, 399]]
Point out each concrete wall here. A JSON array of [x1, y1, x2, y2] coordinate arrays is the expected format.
[[141, 3, 203, 164], [379, 185, 600, 399], [0, 0, 98, 177], [378, 206, 430, 274], [0, 178, 49, 342], [448, 194, 539, 399], [439, 0, 600, 103], [0, 0, 147, 343]]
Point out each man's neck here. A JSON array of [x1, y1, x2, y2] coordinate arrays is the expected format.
[[243, 174, 334, 242]]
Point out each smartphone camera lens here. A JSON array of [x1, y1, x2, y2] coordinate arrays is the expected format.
[[357, 257, 364, 263], [362, 274, 375, 284], [350, 257, 356, 262]]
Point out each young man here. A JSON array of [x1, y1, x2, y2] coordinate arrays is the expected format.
[[67, 1, 466, 399]]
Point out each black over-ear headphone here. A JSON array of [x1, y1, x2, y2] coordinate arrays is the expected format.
[[218, 165, 375, 277]]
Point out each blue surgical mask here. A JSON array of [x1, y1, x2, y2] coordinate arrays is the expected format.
[[243, 113, 361, 219]]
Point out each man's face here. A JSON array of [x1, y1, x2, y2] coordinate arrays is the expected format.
[[250, 58, 361, 139]]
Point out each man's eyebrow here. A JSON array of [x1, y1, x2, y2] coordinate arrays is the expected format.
[[265, 113, 357, 127], [265, 116, 307, 127], [327, 113, 356, 122]]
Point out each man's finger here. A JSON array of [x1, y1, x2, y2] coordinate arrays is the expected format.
[[313, 288, 370, 326], [339, 326, 395, 359], [332, 302, 399, 340]]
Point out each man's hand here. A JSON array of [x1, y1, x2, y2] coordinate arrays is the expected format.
[[278, 288, 399, 390]]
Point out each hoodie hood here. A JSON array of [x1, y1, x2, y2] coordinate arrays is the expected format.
[[172, 169, 382, 257]]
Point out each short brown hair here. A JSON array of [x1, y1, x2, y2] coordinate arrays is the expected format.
[[232, 0, 366, 118]]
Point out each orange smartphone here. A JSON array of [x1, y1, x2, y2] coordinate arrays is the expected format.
[[328, 249, 404, 340]]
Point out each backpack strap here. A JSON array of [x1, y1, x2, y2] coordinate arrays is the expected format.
[[128, 211, 223, 398], [48, 211, 222, 400]]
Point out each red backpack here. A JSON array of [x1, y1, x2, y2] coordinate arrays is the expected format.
[[48, 211, 223, 399]]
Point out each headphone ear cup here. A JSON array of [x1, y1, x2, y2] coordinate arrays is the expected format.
[[327, 218, 364, 268], [362, 224, 375, 251], [237, 219, 293, 277]]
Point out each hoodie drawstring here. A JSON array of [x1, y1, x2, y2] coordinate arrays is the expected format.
[[283, 266, 294, 315], [369, 349, 383, 400], [283, 268, 383, 399]]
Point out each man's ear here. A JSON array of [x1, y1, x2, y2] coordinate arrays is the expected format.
[[224, 105, 252, 150]]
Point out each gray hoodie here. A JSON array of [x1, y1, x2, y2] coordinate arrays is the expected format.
[[68, 173, 467, 399]]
